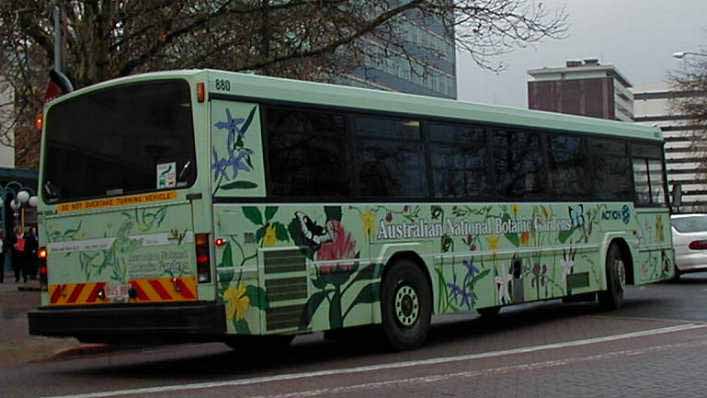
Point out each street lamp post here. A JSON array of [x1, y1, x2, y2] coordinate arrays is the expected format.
[[10, 189, 38, 235], [0, 181, 38, 235], [673, 51, 707, 59]]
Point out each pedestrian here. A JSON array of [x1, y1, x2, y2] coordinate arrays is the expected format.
[[0, 230, 4, 283], [12, 227, 25, 283], [25, 227, 38, 281]]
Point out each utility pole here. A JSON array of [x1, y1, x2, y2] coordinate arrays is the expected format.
[[53, 3, 62, 73]]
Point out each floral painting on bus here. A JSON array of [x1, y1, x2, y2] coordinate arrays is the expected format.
[[211, 101, 266, 197], [213, 200, 673, 335]]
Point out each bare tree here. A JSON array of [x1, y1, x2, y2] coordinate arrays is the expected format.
[[0, 0, 567, 168], [669, 51, 707, 186]]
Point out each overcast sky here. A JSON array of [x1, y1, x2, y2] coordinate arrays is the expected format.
[[455, 0, 707, 107]]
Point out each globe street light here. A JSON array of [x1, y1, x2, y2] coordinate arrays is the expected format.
[[673, 51, 707, 59], [15, 189, 37, 235]]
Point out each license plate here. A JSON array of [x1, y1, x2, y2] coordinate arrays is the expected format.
[[106, 283, 130, 302]]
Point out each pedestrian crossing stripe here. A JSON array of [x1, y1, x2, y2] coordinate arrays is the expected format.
[[48, 276, 198, 305]]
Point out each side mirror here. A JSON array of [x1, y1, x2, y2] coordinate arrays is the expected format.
[[671, 182, 683, 213]]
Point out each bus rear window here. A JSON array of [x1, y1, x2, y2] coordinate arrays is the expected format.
[[43, 80, 196, 202]]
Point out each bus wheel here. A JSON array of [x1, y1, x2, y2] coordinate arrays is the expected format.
[[598, 244, 626, 310], [381, 259, 432, 351], [477, 306, 501, 318]]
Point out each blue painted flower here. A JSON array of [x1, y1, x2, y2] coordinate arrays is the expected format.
[[212, 107, 257, 183], [447, 273, 475, 309], [211, 147, 253, 181], [214, 108, 246, 151], [463, 258, 480, 277]]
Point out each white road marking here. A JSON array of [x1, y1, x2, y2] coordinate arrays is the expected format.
[[45, 323, 707, 398], [253, 339, 707, 398]]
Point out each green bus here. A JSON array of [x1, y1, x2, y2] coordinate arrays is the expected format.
[[29, 70, 674, 350]]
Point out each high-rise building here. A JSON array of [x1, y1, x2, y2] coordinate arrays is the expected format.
[[634, 83, 707, 212], [336, 8, 457, 99], [527, 59, 633, 122]]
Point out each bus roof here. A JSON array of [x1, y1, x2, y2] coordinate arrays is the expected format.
[[50, 69, 663, 142]]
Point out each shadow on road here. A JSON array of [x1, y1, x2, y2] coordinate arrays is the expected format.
[[55, 295, 671, 381]]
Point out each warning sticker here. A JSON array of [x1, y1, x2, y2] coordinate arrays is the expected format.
[[56, 191, 178, 213]]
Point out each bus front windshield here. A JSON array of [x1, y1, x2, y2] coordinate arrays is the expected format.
[[42, 79, 197, 203]]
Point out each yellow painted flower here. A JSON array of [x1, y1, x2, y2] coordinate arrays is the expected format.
[[512, 204, 519, 216], [487, 234, 500, 254], [224, 284, 250, 320], [361, 210, 377, 239], [263, 224, 277, 246]]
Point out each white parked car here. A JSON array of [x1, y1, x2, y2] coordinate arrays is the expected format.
[[670, 214, 707, 278]]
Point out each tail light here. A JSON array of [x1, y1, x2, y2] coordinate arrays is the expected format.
[[195, 233, 211, 283], [689, 240, 707, 250], [38, 246, 48, 290]]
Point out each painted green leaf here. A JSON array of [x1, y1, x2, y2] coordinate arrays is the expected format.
[[234, 319, 251, 334], [264, 206, 278, 222], [502, 213, 520, 247], [558, 226, 578, 243], [246, 285, 268, 310], [300, 290, 329, 329], [324, 206, 342, 222], [242, 207, 263, 225], [347, 263, 377, 286], [274, 222, 289, 241], [468, 269, 491, 288], [241, 106, 257, 135], [311, 273, 328, 290], [329, 291, 343, 329], [255, 225, 266, 244], [347, 282, 380, 312], [64, 221, 82, 237], [221, 181, 258, 190], [220, 242, 233, 268]]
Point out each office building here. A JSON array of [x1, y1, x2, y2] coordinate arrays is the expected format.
[[634, 83, 707, 212], [528, 59, 634, 121], [336, 8, 457, 99]]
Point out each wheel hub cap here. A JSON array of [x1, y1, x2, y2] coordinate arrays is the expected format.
[[615, 259, 626, 290], [395, 286, 419, 327]]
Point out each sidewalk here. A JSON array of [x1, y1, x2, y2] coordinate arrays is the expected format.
[[0, 280, 83, 367]]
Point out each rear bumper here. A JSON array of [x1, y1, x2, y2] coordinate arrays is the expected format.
[[28, 301, 226, 341]]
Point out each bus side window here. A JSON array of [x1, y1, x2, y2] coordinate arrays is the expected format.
[[491, 129, 546, 200]]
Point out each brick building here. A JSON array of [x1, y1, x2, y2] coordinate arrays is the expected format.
[[527, 59, 634, 122]]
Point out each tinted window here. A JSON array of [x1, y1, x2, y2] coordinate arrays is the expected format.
[[353, 116, 426, 198], [43, 80, 196, 202], [429, 123, 490, 199], [491, 129, 546, 199], [589, 138, 632, 200], [547, 135, 589, 198], [353, 116, 420, 140], [265, 108, 351, 198]]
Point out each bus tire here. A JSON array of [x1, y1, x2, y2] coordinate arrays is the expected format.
[[477, 306, 501, 318], [381, 259, 432, 351], [598, 244, 626, 310]]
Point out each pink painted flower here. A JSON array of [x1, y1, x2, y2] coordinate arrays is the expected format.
[[316, 221, 358, 271]]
